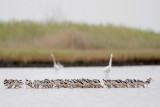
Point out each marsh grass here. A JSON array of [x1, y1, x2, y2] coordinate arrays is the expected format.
[[0, 49, 160, 64], [0, 21, 160, 63], [0, 21, 160, 50]]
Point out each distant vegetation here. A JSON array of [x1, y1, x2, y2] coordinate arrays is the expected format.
[[0, 21, 160, 50], [0, 21, 160, 66]]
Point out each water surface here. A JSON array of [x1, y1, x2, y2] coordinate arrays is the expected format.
[[0, 66, 160, 107]]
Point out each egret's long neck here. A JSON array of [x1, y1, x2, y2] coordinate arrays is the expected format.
[[109, 55, 112, 67], [51, 55, 56, 66]]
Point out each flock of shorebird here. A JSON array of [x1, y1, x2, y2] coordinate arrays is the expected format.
[[4, 78, 152, 89], [3, 53, 153, 89]]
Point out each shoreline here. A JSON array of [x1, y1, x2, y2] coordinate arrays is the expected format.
[[0, 60, 160, 67], [1, 49, 160, 67]]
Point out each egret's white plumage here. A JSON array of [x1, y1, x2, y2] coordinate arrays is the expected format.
[[51, 54, 63, 70], [104, 53, 113, 79]]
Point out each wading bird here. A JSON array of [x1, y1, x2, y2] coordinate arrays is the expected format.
[[104, 53, 113, 79], [51, 54, 63, 70]]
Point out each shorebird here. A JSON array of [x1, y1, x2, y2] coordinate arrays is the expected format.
[[25, 79, 33, 88], [51, 54, 63, 70], [104, 53, 113, 79], [8, 79, 15, 89], [121, 80, 128, 88], [103, 79, 112, 88], [33, 80, 41, 89], [14, 79, 23, 88], [145, 77, 152, 87], [4, 78, 153, 89], [4, 79, 9, 88], [4, 79, 23, 89], [128, 80, 136, 88]]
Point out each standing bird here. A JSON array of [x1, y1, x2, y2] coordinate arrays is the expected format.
[[51, 54, 63, 70], [104, 53, 113, 79]]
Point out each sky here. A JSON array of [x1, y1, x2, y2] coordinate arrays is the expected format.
[[0, 0, 160, 32]]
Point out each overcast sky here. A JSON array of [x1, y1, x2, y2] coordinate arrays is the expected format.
[[0, 0, 160, 32]]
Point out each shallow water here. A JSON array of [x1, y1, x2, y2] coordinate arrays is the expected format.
[[0, 66, 160, 107]]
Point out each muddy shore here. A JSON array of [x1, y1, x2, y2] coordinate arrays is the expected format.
[[0, 60, 160, 67]]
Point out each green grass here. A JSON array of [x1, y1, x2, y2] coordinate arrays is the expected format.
[[0, 21, 160, 64], [0, 21, 160, 50]]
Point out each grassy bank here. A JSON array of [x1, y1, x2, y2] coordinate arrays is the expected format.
[[0, 21, 160, 50], [0, 49, 160, 66], [0, 21, 160, 66]]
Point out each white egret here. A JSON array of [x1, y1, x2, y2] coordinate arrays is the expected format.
[[104, 53, 113, 79], [51, 54, 63, 70]]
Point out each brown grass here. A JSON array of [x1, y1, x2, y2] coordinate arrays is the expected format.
[[0, 22, 160, 65], [0, 49, 160, 64], [32, 29, 94, 49]]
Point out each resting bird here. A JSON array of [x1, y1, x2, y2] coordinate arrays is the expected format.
[[51, 54, 63, 70], [104, 53, 113, 79]]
